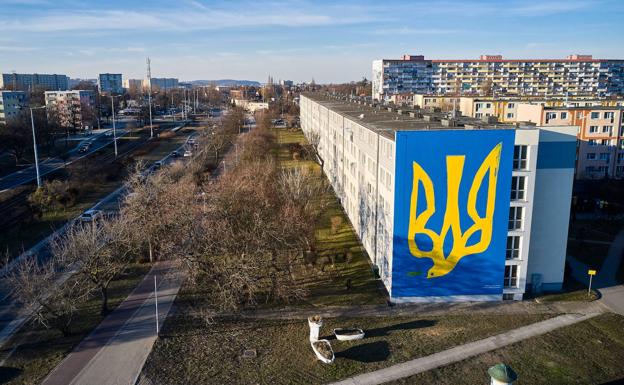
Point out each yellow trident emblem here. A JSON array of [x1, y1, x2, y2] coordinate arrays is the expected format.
[[407, 143, 502, 279]]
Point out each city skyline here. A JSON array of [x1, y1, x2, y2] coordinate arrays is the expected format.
[[1, 0, 623, 83]]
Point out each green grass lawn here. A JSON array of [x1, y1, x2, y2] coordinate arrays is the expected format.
[[0, 263, 152, 385], [141, 312, 551, 385], [274, 127, 386, 307], [388, 313, 624, 385]]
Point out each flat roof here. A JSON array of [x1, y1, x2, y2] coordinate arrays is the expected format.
[[302, 93, 520, 140]]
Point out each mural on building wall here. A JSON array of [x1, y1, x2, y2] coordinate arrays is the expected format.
[[392, 130, 514, 298]]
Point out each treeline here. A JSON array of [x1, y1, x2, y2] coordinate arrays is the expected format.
[[9, 107, 328, 335]]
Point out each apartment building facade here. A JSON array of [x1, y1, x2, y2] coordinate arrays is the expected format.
[[373, 54, 624, 100], [98, 73, 123, 94], [1, 73, 69, 91], [123, 79, 143, 90], [516, 104, 624, 179], [44, 90, 96, 129], [0, 91, 28, 124], [301, 93, 577, 302], [145, 78, 179, 90]]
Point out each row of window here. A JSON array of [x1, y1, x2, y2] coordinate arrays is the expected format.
[[586, 152, 615, 161]]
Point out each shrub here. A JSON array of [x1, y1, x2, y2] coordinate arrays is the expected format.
[[330, 215, 343, 234]]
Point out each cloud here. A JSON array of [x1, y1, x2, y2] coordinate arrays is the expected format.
[[0, 2, 377, 33], [371, 27, 462, 35]]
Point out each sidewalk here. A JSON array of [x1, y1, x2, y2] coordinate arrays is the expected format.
[[42, 261, 183, 385], [329, 312, 600, 385]]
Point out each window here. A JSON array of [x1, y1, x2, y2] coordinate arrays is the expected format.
[[475, 112, 483, 118], [602, 125, 612, 134], [546, 112, 557, 120], [604, 111, 614, 120], [508, 207, 523, 230], [585, 166, 596, 173], [504, 265, 519, 287], [506, 236, 521, 259], [589, 139, 597, 146], [510, 176, 526, 200], [599, 153, 610, 161], [507, 103, 515, 108], [560, 112, 568, 119], [601, 139, 609, 146], [587, 153, 596, 160], [513, 145, 528, 170], [507, 113, 515, 119], [618, 153, 624, 162], [589, 126, 598, 133], [591, 112, 600, 119], [486, 103, 491, 108]]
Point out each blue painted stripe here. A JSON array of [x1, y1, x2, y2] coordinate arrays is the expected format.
[[537, 141, 576, 169]]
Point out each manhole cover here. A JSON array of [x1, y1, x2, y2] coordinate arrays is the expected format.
[[242, 349, 257, 359]]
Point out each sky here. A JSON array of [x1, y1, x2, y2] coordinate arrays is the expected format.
[[0, 0, 623, 83]]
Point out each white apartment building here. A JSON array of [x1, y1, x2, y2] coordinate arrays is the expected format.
[[373, 54, 624, 100], [301, 93, 577, 302], [0, 91, 28, 124], [44, 90, 96, 129]]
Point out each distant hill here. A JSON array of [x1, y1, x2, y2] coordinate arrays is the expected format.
[[188, 79, 261, 87]]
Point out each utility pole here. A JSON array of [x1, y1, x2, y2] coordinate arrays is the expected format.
[[147, 57, 154, 138], [30, 107, 44, 188], [111, 96, 118, 157]]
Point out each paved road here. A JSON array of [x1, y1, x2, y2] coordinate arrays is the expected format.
[[0, 124, 130, 192], [42, 261, 183, 385], [0, 128, 193, 348], [329, 312, 601, 385]]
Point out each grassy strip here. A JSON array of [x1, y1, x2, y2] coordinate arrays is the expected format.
[[389, 313, 624, 385], [0, 263, 152, 384], [142, 312, 551, 385], [274, 128, 386, 307]]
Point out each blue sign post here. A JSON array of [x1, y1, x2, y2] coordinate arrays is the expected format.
[[391, 129, 515, 300]]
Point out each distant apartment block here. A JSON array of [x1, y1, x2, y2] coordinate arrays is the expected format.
[[301, 93, 578, 302], [44, 90, 96, 129], [0, 91, 28, 124], [98, 73, 123, 94], [1, 73, 69, 91], [516, 104, 624, 179], [372, 54, 624, 100], [123, 79, 143, 90], [145, 78, 179, 90]]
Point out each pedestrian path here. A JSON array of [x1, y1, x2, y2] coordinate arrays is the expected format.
[[42, 261, 183, 385], [329, 312, 600, 385]]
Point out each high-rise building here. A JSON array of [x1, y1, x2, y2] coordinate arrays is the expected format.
[[1, 73, 69, 91], [300, 93, 578, 302], [145, 78, 179, 90], [98, 73, 123, 94], [0, 91, 28, 124], [44, 90, 96, 129], [372, 54, 624, 100]]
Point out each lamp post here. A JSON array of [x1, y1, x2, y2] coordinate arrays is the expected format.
[[110, 95, 121, 157], [30, 106, 46, 188]]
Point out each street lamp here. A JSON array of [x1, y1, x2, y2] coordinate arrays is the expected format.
[[110, 95, 121, 157], [30, 106, 46, 188]]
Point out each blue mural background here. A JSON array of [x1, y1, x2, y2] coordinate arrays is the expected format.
[[391, 129, 515, 298]]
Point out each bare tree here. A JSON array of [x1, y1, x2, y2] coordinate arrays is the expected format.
[[306, 130, 325, 170], [8, 255, 90, 335], [51, 217, 137, 315]]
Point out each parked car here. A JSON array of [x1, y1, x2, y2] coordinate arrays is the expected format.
[[79, 209, 102, 222], [78, 145, 89, 154], [170, 150, 179, 157], [188, 138, 196, 145], [183, 150, 192, 157], [104, 131, 113, 137], [153, 161, 163, 170]]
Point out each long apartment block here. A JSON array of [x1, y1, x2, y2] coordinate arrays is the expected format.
[[372, 54, 624, 100], [301, 93, 577, 302]]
